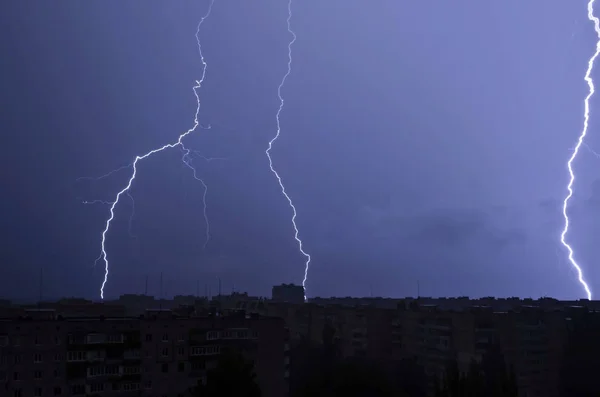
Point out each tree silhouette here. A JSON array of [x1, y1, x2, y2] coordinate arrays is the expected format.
[[559, 309, 600, 397], [192, 347, 261, 397], [436, 345, 517, 397], [290, 323, 426, 397]]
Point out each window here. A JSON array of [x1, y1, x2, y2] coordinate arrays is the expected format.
[[88, 367, 105, 377], [34, 335, 41, 346], [13, 336, 20, 346], [54, 336, 61, 345], [222, 329, 251, 339], [71, 385, 85, 396], [67, 351, 86, 362], [0, 335, 8, 346], [54, 353, 62, 362], [14, 390, 22, 397], [53, 387, 62, 396], [144, 381, 152, 389], [162, 334, 169, 342], [123, 366, 140, 375], [145, 334, 152, 342], [206, 331, 220, 340], [161, 363, 168, 373], [178, 334, 185, 342], [34, 353, 43, 363], [90, 383, 104, 392], [106, 334, 123, 343], [205, 360, 217, 370], [191, 361, 205, 371], [53, 369, 59, 378], [123, 383, 140, 391], [178, 347, 184, 356], [13, 372, 19, 381], [161, 348, 169, 357], [14, 354, 21, 364], [34, 370, 42, 379], [124, 349, 140, 359], [34, 388, 42, 397], [178, 362, 185, 372], [86, 349, 107, 361], [86, 334, 105, 344]]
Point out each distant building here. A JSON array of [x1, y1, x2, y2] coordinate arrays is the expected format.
[[272, 284, 304, 304], [264, 297, 581, 397]]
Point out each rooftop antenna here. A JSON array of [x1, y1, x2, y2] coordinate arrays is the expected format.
[[417, 280, 420, 299], [38, 267, 43, 306], [144, 275, 148, 296], [159, 272, 163, 309], [218, 278, 222, 297]]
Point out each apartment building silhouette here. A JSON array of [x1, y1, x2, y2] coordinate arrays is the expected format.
[[0, 308, 288, 397]]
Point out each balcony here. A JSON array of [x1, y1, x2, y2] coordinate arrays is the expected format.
[[190, 345, 221, 356], [86, 333, 125, 344]]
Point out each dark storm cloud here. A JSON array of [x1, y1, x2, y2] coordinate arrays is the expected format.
[[408, 209, 526, 251], [359, 205, 526, 251]]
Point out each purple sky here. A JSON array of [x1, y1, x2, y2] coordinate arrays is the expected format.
[[1, 0, 599, 301]]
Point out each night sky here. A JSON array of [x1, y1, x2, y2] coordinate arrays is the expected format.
[[1, 1, 598, 301]]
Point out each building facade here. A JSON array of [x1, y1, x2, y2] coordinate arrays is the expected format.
[[271, 285, 304, 305], [0, 308, 287, 397]]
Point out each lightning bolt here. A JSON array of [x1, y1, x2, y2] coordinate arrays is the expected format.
[[76, 164, 133, 182], [95, 0, 215, 299], [266, 0, 311, 298], [560, 0, 600, 301], [181, 145, 211, 250], [583, 141, 600, 158], [125, 191, 136, 239]]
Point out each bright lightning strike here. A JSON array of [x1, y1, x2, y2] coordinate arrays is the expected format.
[[560, 0, 600, 301], [266, 0, 311, 298], [96, 0, 215, 299]]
